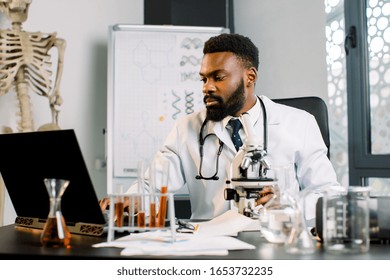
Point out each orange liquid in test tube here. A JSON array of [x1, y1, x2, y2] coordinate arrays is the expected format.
[[157, 186, 168, 227], [115, 184, 125, 228], [137, 211, 146, 227], [149, 201, 156, 228], [115, 201, 124, 227]]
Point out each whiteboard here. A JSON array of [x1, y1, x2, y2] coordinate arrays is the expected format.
[[107, 24, 227, 193]]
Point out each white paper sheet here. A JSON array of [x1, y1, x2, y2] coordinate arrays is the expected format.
[[93, 210, 256, 256], [94, 231, 254, 256], [193, 210, 257, 237], [120, 235, 254, 256]]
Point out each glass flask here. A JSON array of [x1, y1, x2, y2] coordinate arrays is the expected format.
[[283, 194, 316, 255], [259, 164, 317, 255], [40, 178, 71, 248], [259, 201, 295, 243], [284, 185, 347, 255], [259, 165, 295, 243]]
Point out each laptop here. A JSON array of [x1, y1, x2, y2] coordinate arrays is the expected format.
[[0, 129, 106, 236]]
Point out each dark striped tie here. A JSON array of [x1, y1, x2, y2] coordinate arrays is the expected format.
[[229, 118, 243, 151]]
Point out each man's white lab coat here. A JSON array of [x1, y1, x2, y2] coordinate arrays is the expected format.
[[146, 95, 339, 219]]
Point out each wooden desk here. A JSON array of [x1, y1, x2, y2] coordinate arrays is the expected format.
[[0, 225, 389, 260]]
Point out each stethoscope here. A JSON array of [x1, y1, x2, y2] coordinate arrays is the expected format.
[[195, 96, 268, 180]]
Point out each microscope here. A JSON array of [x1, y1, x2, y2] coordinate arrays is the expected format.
[[224, 113, 277, 217]]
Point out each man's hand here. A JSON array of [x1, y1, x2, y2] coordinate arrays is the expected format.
[[99, 197, 111, 213], [98, 196, 135, 213], [256, 185, 280, 206]]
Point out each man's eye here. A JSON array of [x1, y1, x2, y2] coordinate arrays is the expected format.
[[215, 76, 224, 81]]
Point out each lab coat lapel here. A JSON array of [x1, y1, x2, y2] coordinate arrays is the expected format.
[[208, 120, 237, 152]]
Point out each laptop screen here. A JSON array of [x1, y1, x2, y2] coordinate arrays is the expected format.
[[0, 129, 106, 226]]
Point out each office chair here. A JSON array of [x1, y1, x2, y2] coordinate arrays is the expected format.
[[273, 96, 330, 159]]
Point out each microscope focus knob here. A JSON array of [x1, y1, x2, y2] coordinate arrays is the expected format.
[[224, 188, 239, 202]]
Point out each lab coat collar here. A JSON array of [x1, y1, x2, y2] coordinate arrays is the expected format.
[[258, 95, 281, 125], [201, 95, 280, 151], [243, 95, 261, 127]]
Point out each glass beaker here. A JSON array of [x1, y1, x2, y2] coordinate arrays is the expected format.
[[323, 186, 370, 254], [40, 178, 71, 248]]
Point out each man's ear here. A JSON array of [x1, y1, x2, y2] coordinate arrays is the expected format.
[[246, 67, 258, 86]]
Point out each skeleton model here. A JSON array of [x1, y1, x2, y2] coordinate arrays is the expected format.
[[0, 0, 66, 132]]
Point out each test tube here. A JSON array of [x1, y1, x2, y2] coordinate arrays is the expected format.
[[149, 162, 157, 228], [115, 184, 124, 227], [129, 193, 135, 227], [137, 161, 146, 228], [157, 160, 169, 228]]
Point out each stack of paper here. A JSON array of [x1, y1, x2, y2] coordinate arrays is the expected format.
[[93, 210, 256, 256]]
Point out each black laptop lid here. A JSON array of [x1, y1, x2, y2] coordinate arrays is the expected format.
[[0, 129, 106, 225]]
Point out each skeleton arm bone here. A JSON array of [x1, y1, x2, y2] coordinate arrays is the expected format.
[[48, 37, 65, 124]]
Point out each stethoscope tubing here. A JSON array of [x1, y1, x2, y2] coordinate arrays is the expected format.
[[196, 96, 267, 180]]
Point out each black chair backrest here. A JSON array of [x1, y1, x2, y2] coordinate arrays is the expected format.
[[273, 96, 330, 159]]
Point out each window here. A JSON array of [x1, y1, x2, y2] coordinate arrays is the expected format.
[[345, 0, 390, 190], [325, 0, 348, 186], [326, 0, 390, 193]]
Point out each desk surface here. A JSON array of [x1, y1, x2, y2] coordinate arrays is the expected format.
[[0, 225, 389, 260]]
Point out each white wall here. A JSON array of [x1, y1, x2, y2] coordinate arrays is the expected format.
[[234, 0, 328, 101], [0, 0, 143, 225], [1, 0, 327, 225]]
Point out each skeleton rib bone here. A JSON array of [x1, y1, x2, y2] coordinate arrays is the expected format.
[[0, 0, 66, 132]]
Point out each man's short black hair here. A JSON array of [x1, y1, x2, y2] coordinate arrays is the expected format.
[[203, 33, 259, 70]]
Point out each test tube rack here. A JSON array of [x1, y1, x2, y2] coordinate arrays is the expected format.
[[106, 192, 176, 242]]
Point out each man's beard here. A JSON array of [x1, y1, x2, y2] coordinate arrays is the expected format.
[[205, 79, 246, 122]]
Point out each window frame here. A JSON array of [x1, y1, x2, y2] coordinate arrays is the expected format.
[[345, 0, 390, 186]]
